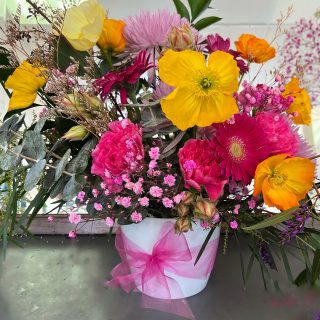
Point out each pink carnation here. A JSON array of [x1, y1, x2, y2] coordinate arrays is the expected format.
[[91, 119, 144, 193], [149, 186, 163, 198], [178, 139, 227, 201]]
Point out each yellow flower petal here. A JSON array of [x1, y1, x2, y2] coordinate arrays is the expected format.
[[196, 93, 238, 126], [158, 49, 206, 87], [8, 91, 37, 111], [161, 86, 201, 130], [208, 51, 239, 94]]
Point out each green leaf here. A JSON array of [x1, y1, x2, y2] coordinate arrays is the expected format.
[[294, 269, 308, 287], [67, 139, 97, 174], [311, 249, 320, 285], [279, 247, 294, 283], [0, 135, 8, 157], [173, 0, 190, 21], [194, 226, 216, 265], [24, 159, 46, 192], [193, 16, 222, 30], [242, 207, 298, 231], [62, 175, 85, 201], [0, 114, 25, 141], [22, 131, 46, 161], [0, 145, 23, 171], [0, 46, 14, 82], [188, 0, 212, 21], [55, 149, 71, 181], [50, 176, 69, 199]]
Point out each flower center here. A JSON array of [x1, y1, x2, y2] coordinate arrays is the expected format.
[[268, 169, 287, 187], [228, 137, 246, 161], [200, 77, 212, 90]]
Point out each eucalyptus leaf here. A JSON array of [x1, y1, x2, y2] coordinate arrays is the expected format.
[[0, 145, 23, 170], [242, 207, 298, 231], [62, 175, 86, 201], [50, 176, 69, 199], [0, 114, 25, 141], [34, 118, 47, 133], [22, 131, 46, 160], [162, 131, 186, 154], [0, 135, 8, 156], [67, 139, 97, 174], [55, 149, 71, 181], [24, 159, 46, 191]]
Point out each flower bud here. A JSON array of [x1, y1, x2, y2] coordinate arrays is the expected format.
[[81, 92, 103, 110], [182, 191, 195, 205], [168, 24, 195, 51], [63, 125, 89, 141], [176, 203, 189, 217], [194, 199, 217, 219], [175, 217, 193, 234]]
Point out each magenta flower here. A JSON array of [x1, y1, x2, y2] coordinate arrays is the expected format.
[[91, 119, 144, 193], [206, 33, 248, 74], [230, 220, 238, 229], [178, 139, 227, 201], [77, 191, 85, 202], [211, 113, 270, 185], [95, 51, 154, 104], [68, 230, 77, 239]]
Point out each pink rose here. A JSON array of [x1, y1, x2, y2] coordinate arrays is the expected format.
[[178, 139, 227, 201]]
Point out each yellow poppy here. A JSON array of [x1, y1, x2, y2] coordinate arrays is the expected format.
[[5, 61, 47, 112], [60, 0, 105, 51], [158, 50, 239, 130], [235, 34, 275, 63], [98, 18, 126, 54], [253, 154, 315, 210], [282, 77, 311, 125]]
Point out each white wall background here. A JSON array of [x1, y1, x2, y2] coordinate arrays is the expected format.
[[0, 0, 319, 155]]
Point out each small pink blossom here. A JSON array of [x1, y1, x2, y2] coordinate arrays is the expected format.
[[92, 189, 99, 197], [94, 203, 103, 211], [100, 182, 107, 189], [166, 163, 172, 169], [77, 191, 85, 202], [120, 197, 132, 208], [173, 192, 185, 204], [131, 211, 142, 223], [233, 204, 240, 215], [138, 197, 149, 207], [149, 186, 163, 198], [149, 160, 157, 169], [149, 147, 160, 160], [133, 182, 143, 195], [248, 199, 256, 209], [162, 197, 174, 208], [68, 230, 77, 238], [201, 220, 210, 229], [104, 189, 110, 196], [105, 217, 114, 227], [163, 174, 176, 187], [47, 216, 54, 222], [125, 182, 134, 190], [69, 212, 81, 224], [213, 213, 220, 223], [152, 170, 161, 177], [230, 220, 238, 229]]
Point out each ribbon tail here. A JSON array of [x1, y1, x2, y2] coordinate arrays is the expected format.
[[141, 294, 196, 320]]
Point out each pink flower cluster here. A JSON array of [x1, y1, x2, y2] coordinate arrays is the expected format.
[[235, 80, 293, 114], [91, 119, 144, 193]]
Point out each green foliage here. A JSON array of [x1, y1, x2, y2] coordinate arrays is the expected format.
[[172, 0, 221, 30]]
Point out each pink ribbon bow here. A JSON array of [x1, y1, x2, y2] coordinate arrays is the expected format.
[[107, 221, 219, 319]]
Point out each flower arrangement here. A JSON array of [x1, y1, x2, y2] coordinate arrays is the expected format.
[[0, 0, 319, 290]]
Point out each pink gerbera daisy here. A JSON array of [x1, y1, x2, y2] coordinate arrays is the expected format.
[[123, 10, 199, 53], [211, 113, 270, 185]]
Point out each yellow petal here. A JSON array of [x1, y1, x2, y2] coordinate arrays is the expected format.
[[7, 90, 37, 111], [158, 49, 206, 87], [160, 86, 201, 131], [197, 93, 238, 127], [208, 51, 239, 94]]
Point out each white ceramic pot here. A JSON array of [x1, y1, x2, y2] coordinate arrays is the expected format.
[[121, 217, 220, 299]]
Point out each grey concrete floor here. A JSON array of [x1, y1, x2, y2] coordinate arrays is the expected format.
[[0, 235, 319, 320]]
